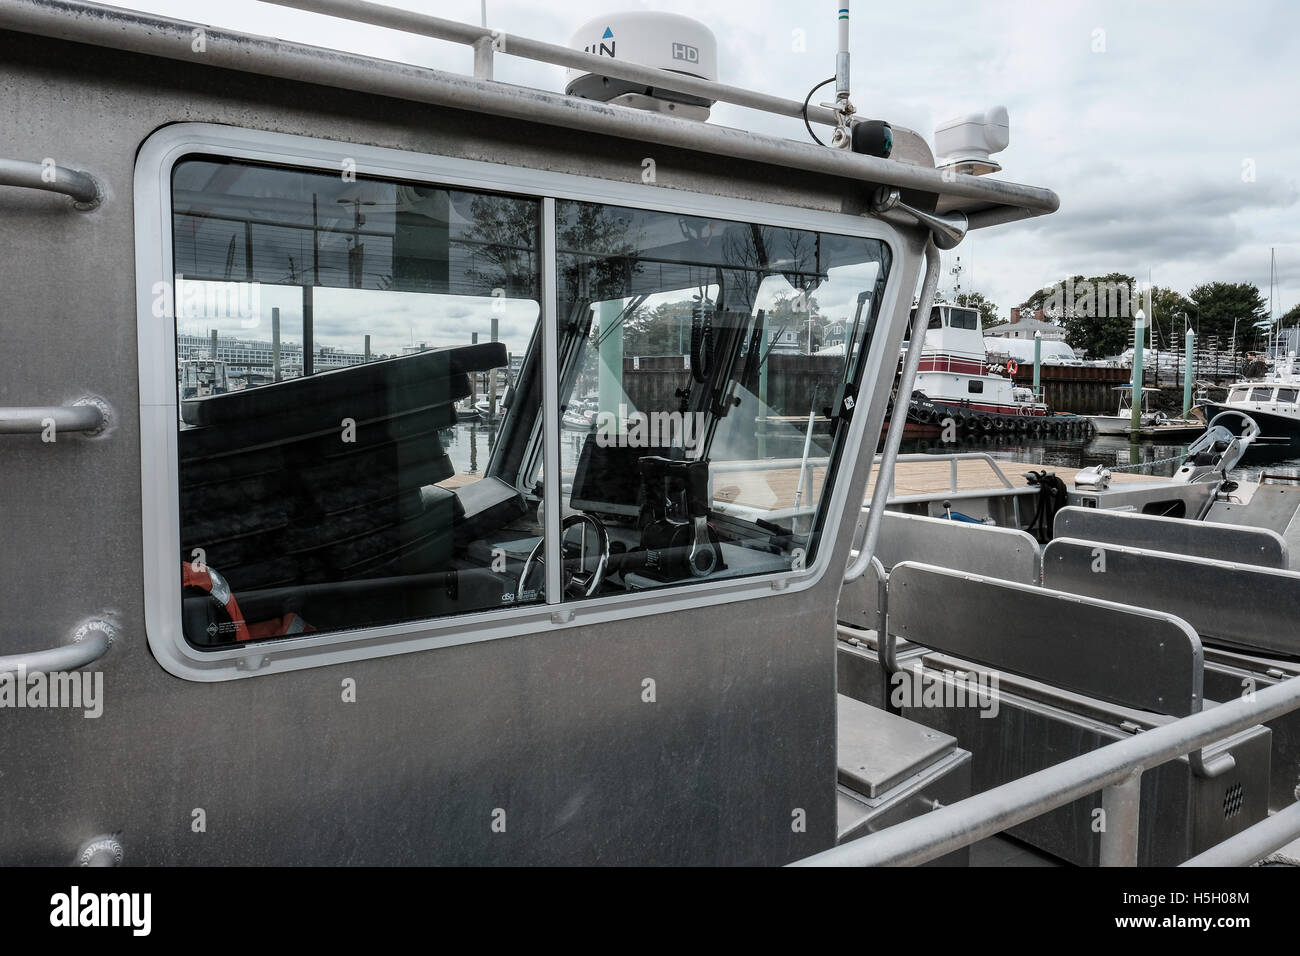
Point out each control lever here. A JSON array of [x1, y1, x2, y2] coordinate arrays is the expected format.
[[637, 456, 725, 581], [689, 515, 716, 577]]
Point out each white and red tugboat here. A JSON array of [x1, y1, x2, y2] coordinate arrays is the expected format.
[[901, 303, 1092, 437]]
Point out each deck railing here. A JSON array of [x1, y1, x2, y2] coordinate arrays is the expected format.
[[262, 0, 847, 127], [792, 673, 1300, 867], [866, 451, 1017, 502]]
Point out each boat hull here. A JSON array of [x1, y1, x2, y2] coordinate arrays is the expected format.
[[1199, 402, 1300, 457], [906, 392, 1091, 437], [1086, 415, 1205, 440]]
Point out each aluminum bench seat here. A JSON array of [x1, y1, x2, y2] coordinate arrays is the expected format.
[[1044, 537, 1300, 810], [878, 561, 1271, 866]]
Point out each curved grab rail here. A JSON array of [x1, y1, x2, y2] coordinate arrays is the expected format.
[[0, 619, 115, 674], [0, 158, 101, 207], [0, 401, 106, 435], [845, 239, 941, 584]]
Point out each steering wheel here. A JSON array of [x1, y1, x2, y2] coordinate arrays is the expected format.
[[518, 512, 611, 600]]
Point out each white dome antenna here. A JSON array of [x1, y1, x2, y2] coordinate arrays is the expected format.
[[565, 13, 719, 121], [935, 106, 1010, 176]]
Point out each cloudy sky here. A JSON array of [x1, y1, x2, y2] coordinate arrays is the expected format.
[[120, 0, 1299, 343]]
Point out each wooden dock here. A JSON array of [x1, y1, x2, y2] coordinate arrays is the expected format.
[[866, 457, 1158, 500], [715, 457, 1161, 511], [440, 456, 1163, 513]]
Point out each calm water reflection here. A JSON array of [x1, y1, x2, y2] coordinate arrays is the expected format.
[[900, 433, 1300, 483], [440, 421, 592, 480]]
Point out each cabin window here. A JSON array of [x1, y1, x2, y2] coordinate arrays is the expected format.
[[1278, 388, 1298, 404], [548, 200, 891, 601], [140, 128, 900, 678], [1250, 387, 1274, 402], [927, 307, 944, 330], [967, 380, 984, 394], [169, 158, 546, 647], [948, 308, 979, 330], [1228, 387, 1249, 403]]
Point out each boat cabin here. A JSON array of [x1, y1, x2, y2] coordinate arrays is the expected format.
[[1225, 383, 1300, 411], [905, 304, 984, 374], [0, 0, 1059, 865]]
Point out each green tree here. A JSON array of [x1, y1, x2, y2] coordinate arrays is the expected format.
[[1018, 272, 1137, 358], [954, 291, 1000, 329], [623, 300, 697, 355], [1187, 282, 1268, 344], [1016, 274, 1086, 318]]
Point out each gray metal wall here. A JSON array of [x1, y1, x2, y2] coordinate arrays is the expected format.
[[0, 29, 920, 864]]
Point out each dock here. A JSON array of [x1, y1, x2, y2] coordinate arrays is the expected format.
[[866, 457, 1159, 500], [442, 456, 1164, 513]]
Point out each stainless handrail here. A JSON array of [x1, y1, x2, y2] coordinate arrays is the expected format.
[[0, 157, 100, 206], [867, 557, 891, 666], [0, 1, 1059, 223], [0, 402, 105, 434], [712, 456, 831, 473], [263, 0, 845, 128], [884, 452, 1017, 492], [792, 673, 1300, 866], [1180, 796, 1300, 867], [0, 619, 115, 674], [844, 239, 940, 584]]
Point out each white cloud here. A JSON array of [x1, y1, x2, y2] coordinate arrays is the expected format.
[[106, 0, 1300, 321]]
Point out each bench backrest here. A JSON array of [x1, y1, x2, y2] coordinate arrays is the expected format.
[[1053, 506, 1288, 569], [1043, 537, 1300, 658], [854, 509, 1041, 583], [888, 561, 1203, 716]]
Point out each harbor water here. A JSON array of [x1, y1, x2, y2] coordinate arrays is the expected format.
[[442, 421, 1300, 486], [900, 432, 1300, 483], [439, 420, 595, 481]]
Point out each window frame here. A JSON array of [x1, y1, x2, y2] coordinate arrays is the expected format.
[[134, 123, 903, 681]]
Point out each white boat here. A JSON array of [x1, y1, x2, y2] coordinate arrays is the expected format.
[[1198, 351, 1300, 453], [562, 408, 595, 431], [17, 0, 1300, 880], [1087, 385, 1205, 439], [904, 303, 1072, 434], [177, 358, 231, 399], [473, 398, 503, 423]]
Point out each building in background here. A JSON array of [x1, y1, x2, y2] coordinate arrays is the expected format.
[[984, 307, 1067, 342]]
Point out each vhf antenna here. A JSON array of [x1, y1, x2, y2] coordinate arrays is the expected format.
[[830, 3, 854, 148]]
